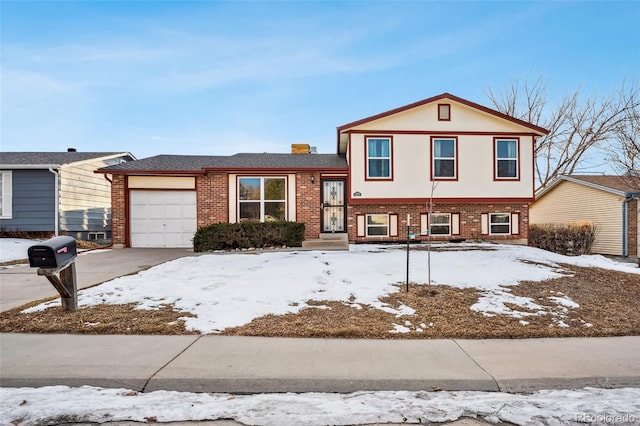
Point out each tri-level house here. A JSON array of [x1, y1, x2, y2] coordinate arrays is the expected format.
[[97, 93, 547, 248]]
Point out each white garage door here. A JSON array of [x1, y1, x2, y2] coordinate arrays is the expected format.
[[130, 190, 197, 248]]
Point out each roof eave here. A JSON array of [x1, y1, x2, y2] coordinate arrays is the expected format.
[[202, 166, 348, 173], [536, 175, 631, 200], [336, 92, 549, 136], [0, 164, 62, 170], [94, 169, 206, 176]]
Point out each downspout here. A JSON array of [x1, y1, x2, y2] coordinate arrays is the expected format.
[[622, 193, 640, 257], [48, 167, 60, 236]]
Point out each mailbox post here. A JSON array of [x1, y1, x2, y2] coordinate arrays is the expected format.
[[28, 236, 78, 312]]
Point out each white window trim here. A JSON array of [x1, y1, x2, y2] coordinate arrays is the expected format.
[[489, 212, 511, 235], [0, 171, 12, 219], [430, 213, 451, 236], [365, 213, 389, 237], [432, 138, 457, 179], [495, 139, 519, 179], [238, 176, 287, 222], [366, 137, 392, 179]]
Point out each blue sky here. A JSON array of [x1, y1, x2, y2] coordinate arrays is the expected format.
[[2, 1, 638, 160]]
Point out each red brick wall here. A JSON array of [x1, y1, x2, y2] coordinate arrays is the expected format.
[[109, 170, 531, 246], [628, 199, 638, 257], [347, 201, 529, 243], [296, 172, 322, 239], [110, 174, 126, 246], [196, 172, 228, 227]]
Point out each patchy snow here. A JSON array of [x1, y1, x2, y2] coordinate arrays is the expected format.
[[21, 243, 640, 334], [0, 238, 39, 262], [549, 296, 580, 309], [1, 386, 639, 426]]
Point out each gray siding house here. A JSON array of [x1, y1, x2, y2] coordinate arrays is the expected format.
[[0, 150, 135, 241]]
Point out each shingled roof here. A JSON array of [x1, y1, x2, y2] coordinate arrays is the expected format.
[[97, 153, 348, 174], [537, 174, 640, 199], [0, 152, 132, 166], [567, 175, 640, 194]]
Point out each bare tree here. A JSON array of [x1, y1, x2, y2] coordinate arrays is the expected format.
[[487, 78, 640, 189], [608, 86, 640, 179]]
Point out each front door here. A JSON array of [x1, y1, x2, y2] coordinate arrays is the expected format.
[[321, 179, 346, 233]]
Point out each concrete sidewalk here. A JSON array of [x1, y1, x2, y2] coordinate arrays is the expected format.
[[0, 248, 195, 312], [1, 333, 638, 393]]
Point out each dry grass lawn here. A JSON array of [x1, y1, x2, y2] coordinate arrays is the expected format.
[[1, 262, 638, 338]]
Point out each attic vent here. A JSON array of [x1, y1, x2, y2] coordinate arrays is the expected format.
[[67, 148, 77, 152]]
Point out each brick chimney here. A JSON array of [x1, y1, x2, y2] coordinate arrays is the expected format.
[[291, 144, 310, 154]]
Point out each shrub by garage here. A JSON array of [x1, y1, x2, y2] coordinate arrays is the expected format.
[[193, 222, 305, 252], [529, 222, 598, 256]]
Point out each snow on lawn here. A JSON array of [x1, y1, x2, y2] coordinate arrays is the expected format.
[[2, 386, 639, 426], [22, 243, 640, 334], [0, 238, 39, 262]]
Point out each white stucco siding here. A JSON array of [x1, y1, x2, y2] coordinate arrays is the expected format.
[[349, 133, 534, 200], [530, 181, 624, 256]]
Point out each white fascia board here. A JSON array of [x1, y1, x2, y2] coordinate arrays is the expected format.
[[0, 164, 61, 170]]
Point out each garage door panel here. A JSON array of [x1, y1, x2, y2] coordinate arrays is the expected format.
[[130, 190, 197, 248], [165, 204, 183, 217]]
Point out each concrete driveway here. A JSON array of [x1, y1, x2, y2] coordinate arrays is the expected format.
[[0, 248, 195, 312]]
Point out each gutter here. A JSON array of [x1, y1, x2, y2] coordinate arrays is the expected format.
[[622, 193, 640, 257], [48, 167, 60, 236]]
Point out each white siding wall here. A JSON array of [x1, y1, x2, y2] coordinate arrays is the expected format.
[[59, 159, 114, 233], [530, 181, 624, 256]]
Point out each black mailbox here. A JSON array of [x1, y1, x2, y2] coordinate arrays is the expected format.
[[28, 236, 77, 268]]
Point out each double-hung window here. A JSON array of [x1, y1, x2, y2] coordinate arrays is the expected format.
[[495, 138, 519, 179], [238, 177, 286, 222], [366, 137, 392, 179], [430, 213, 451, 235], [0, 171, 12, 219], [490, 213, 511, 234], [366, 214, 389, 236], [432, 137, 457, 179]]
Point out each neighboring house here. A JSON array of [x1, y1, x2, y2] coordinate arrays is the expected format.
[[0, 150, 135, 241], [98, 93, 547, 248], [530, 175, 640, 258]]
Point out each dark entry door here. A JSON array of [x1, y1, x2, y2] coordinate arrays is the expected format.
[[321, 179, 346, 233]]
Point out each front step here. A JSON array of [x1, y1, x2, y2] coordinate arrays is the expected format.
[[301, 233, 349, 251], [319, 233, 348, 241]]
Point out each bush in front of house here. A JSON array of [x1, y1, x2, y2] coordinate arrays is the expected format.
[[193, 221, 305, 252], [529, 221, 598, 256]]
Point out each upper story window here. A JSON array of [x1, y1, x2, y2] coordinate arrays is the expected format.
[[238, 177, 286, 222], [0, 171, 12, 219], [431, 137, 457, 180], [495, 138, 519, 180], [366, 137, 392, 179], [438, 103, 451, 121]]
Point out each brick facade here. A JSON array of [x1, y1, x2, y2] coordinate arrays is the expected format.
[[627, 199, 638, 257], [347, 201, 529, 243], [196, 172, 229, 227], [109, 172, 530, 246], [110, 174, 126, 247], [296, 172, 322, 239]]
